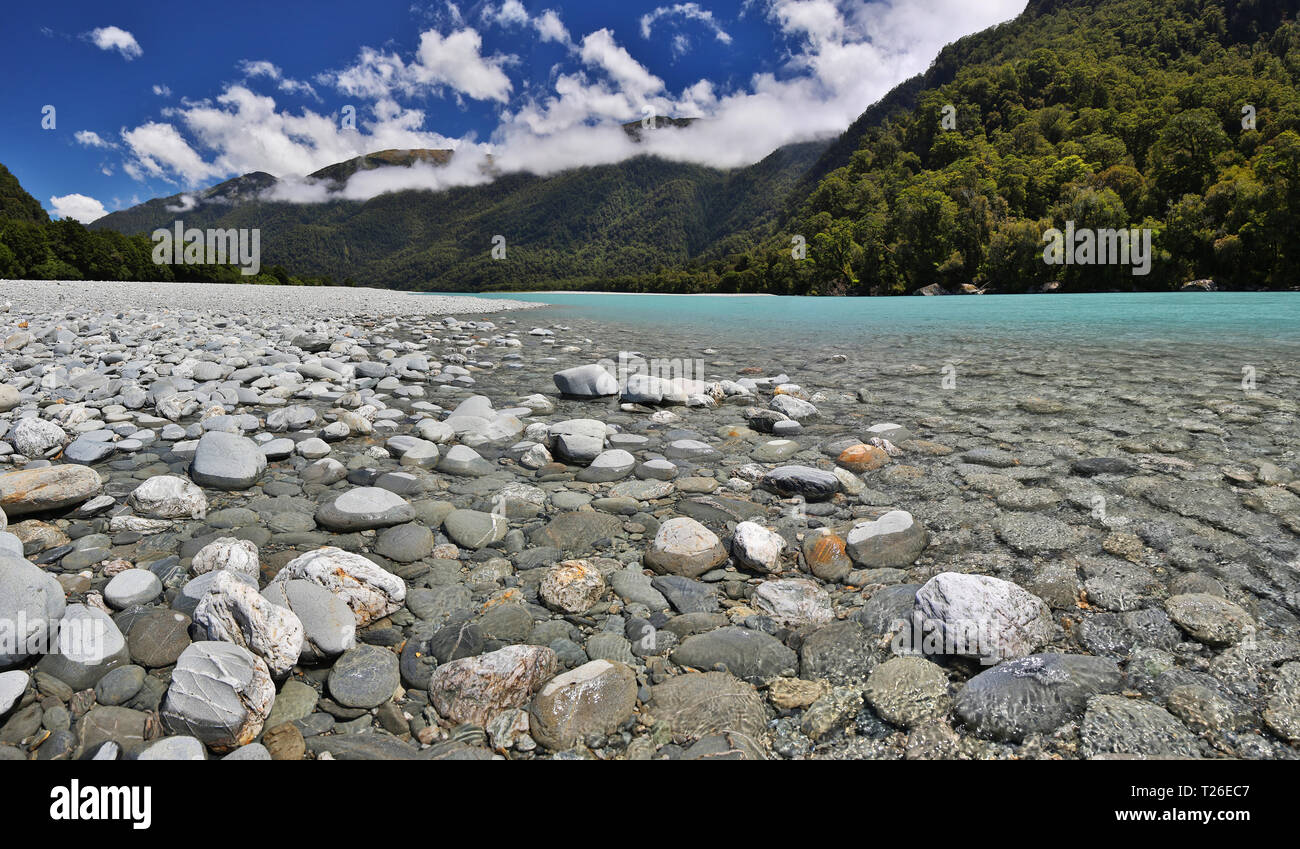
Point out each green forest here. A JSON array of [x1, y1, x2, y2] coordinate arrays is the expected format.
[[7, 0, 1300, 295], [701, 0, 1300, 294], [0, 164, 340, 286]]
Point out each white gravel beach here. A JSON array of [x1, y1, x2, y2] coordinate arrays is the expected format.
[[0, 280, 542, 319]]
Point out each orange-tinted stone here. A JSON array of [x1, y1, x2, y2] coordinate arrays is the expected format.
[[836, 444, 891, 473]]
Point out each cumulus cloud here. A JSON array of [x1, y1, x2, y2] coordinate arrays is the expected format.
[[121, 121, 224, 185], [640, 3, 733, 44], [49, 193, 108, 223], [534, 10, 571, 45], [483, 2, 571, 45], [107, 1, 1028, 202], [324, 27, 513, 103], [87, 26, 141, 60], [74, 130, 111, 148], [483, 0, 530, 28], [237, 59, 321, 100], [152, 84, 172, 97]]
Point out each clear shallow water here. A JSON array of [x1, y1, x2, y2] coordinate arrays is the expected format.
[[440, 291, 1300, 352]]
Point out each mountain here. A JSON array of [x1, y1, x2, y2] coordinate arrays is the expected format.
[[0, 163, 49, 224], [703, 0, 1300, 294], [92, 138, 828, 290], [307, 148, 456, 188]]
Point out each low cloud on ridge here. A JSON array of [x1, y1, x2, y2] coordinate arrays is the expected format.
[[108, 1, 1027, 207]]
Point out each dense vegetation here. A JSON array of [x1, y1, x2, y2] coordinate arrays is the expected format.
[[19, 0, 1300, 294], [0, 166, 339, 286], [699, 0, 1300, 294]]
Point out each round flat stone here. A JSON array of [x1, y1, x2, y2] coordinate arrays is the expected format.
[[104, 568, 163, 609], [315, 487, 415, 531], [328, 645, 399, 709]]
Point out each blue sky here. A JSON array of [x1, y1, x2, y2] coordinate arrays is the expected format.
[[0, 0, 1026, 222]]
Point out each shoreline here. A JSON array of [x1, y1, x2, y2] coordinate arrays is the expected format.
[[0, 280, 546, 318]]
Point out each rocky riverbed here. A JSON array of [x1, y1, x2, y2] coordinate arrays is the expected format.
[[0, 280, 1298, 761]]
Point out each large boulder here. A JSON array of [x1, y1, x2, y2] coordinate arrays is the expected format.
[[648, 671, 767, 757], [160, 641, 275, 753], [36, 604, 130, 691], [548, 419, 608, 464], [1164, 593, 1254, 646], [128, 475, 208, 519], [261, 579, 355, 663], [442, 509, 508, 549], [912, 572, 1053, 663], [671, 627, 797, 679], [193, 572, 305, 678], [0, 465, 102, 516], [427, 645, 559, 727], [553, 364, 618, 397], [529, 660, 638, 750], [191, 538, 260, 578], [11, 417, 68, 457], [270, 547, 405, 628], [643, 517, 728, 578], [730, 521, 787, 573], [760, 465, 840, 500], [103, 569, 163, 609], [315, 487, 415, 531], [539, 560, 606, 614], [955, 653, 1122, 742], [189, 431, 266, 490], [328, 644, 399, 709], [863, 656, 951, 729], [752, 578, 833, 628], [0, 554, 65, 665], [576, 449, 636, 483], [845, 510, 927, 567]]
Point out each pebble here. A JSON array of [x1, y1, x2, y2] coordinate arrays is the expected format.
[[328, 644, 399, 709], [103, 568, 163, 609], [643, 517, 727, 578]]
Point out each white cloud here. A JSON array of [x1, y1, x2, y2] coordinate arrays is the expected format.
[[325, 27, 513, 103], [74, 130, 111, 148], [534, 10, 571, 45], [165, 194, 198, 213], [238, 59, 281, 78], [49, 193, 108, 223], [481, 3, 572, 47], [238, 59, 321, 100], [641, 4, 733, 44], [87, 26, 141, 60], [121, 121, 224, 185], [483, 0, 529, 28], [152, 84, 172, 97], [413, 29, 514, 102], [580, 29, 663, 104], [104, 0, 1029, 203]]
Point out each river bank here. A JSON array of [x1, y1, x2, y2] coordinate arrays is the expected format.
[[0, 282, 1297, 760]]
